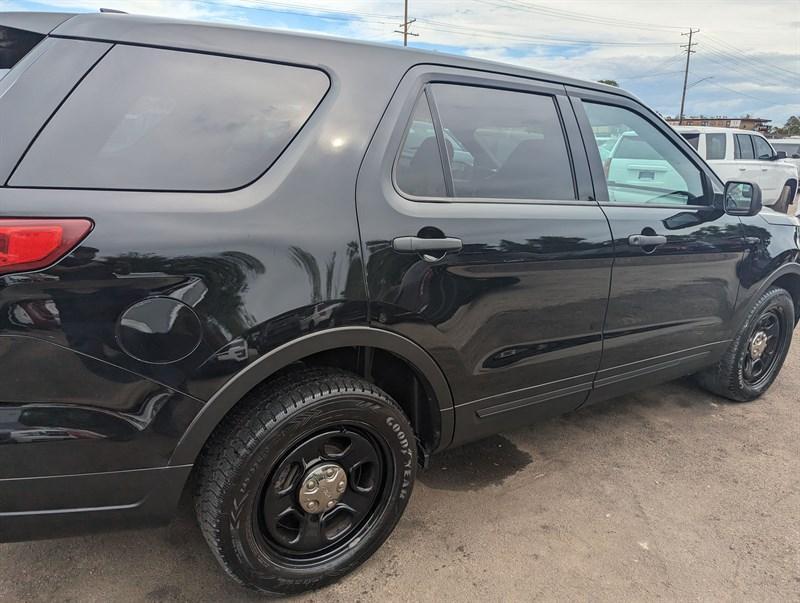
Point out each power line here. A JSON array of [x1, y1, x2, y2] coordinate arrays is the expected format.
[[417, 18, 681, 47], [623, 69, 684, 81], [692, 79, 773, 104], [704, 33, 799, 77], [678, 28, 700, 125], [475, 0, 687, 32]]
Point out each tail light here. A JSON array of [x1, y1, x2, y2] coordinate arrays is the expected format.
[[0, 219, 93, 276]]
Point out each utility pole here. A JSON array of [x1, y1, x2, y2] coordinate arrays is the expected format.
[[678, 28, 699, 125], [394, 0, 418, 46]]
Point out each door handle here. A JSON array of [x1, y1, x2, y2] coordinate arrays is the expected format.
[[739, 167, 747, 171], [392, 236, 463, 253], [628, 234, 667, 247]]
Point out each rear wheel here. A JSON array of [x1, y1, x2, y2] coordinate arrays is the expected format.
[[696, 287, 794, 401], [195, 369, 417, 595]]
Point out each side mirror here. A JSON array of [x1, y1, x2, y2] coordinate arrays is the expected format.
[[724, 181, 762, 216], [775, 151, 787, 160]]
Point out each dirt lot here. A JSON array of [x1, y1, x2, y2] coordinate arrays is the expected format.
[[1, 334, 798, 602]]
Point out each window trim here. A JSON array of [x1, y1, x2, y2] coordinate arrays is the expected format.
[[391, 79, 586, 206], [567, 89, 721, 211]]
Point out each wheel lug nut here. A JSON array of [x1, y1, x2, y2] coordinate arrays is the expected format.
[[327, 500, 335, 508], [306, 480, 316, 489], [308, 500, 318, 510], [326, 468, 335, 477], [337, 482, 345, 492]]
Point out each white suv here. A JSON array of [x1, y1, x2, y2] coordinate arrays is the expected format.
[[674, 126, 798, 213]]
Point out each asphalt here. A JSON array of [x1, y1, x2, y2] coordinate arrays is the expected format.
[[1, 333, 798, 602]]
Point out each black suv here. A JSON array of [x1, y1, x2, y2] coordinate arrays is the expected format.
[[2, 11, 799, 596]]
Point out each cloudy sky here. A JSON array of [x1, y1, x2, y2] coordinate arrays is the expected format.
[[5, 0, 799, 125]]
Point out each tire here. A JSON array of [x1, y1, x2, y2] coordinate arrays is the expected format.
[[695, 287, 794, 401], [194, 368, 417, 595], [773, 182, 794, 214]]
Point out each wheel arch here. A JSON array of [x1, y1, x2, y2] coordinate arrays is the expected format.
[[170, 326, 455, 466], [741, 264, 800, 326]]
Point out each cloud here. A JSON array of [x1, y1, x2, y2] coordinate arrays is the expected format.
[[12, 0, 800, 124]]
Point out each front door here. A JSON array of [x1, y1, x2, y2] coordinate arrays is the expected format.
[[569, 89, 747, 402], [357, 67, 614, 446]]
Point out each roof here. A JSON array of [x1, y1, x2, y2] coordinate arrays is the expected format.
[[672, 125, 769, 136], [0, 11, 73, 33], [668, 116, 772, 123], [0, 10, 633, 99]]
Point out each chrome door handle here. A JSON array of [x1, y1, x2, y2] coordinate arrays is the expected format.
[[392, 236, 463, 253], [628, 234, 667, 247]]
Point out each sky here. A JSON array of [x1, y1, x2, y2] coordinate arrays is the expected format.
[[4, 0, 799, 125]]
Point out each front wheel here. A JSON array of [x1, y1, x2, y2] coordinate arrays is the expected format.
[[696, 287, 794, 401], [194, 369, 417, 595]]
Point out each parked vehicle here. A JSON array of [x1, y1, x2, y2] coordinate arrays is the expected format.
[[2, 11, 800, 596], [675, 126, 798, 213], [769, 138, 800, 172], [605, 131, 693, 204]]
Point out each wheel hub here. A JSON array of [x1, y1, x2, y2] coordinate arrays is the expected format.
[[750, 330, 769, 360], [298, 462, 347, 514]]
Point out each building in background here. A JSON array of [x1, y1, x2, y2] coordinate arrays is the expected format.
[[665, 116, 771, 132]]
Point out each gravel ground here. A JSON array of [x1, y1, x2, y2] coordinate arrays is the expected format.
[[1, 333, 798, 602]]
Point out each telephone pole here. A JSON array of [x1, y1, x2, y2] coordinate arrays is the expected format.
[[394, 0, 418, 46], [678, 28, 699, 125]]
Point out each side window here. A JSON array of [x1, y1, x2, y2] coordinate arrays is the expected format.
[[0, 26, 44, 80], [430, 84, 575, 200], [681, 132, 700, 150], [395, 93, 447, 197], [583, 102, 706, 206], [735, 134, 755, 160], [752, 135, 774, 160], [10, 45, 329, 191], [395, 83, 576, 201], [705, 133, 727, 160]]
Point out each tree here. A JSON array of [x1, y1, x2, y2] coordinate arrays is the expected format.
[[771, 115, 800, 138], [598, 79, 619, 87]]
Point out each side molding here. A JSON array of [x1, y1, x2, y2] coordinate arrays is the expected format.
[[169, 326, 455, 464]]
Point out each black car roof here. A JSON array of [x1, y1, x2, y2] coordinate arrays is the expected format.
[[1, 11, 634, 99]]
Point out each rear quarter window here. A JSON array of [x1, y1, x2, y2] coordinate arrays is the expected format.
[[10, 45, 329, 191], [0, 25, 44, 79]]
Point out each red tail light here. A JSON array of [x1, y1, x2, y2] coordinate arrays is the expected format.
[[0, 219, 93, 276]]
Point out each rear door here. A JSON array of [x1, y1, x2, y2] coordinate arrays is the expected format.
[[733, 133, 763, 187], [569, 88, 746, 402], [357, 67, 614, 445]]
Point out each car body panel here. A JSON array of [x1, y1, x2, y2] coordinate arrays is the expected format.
[[356, 66, 614, 445], [567, 90, 749, 401]]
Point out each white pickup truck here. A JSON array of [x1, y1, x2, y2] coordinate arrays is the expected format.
[[674, 126, 799, 213]]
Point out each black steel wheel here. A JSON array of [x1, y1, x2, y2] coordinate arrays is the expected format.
[[742, 308, 783, 388], [194, 368, 416, 596], [696, 286, 794, 401], [257, 427, 389, 562]]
